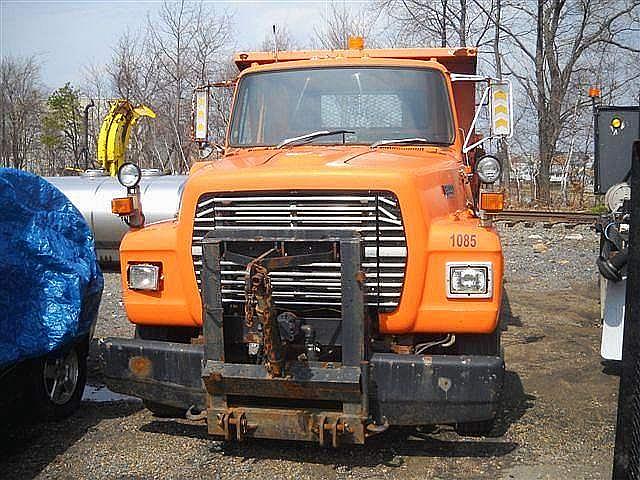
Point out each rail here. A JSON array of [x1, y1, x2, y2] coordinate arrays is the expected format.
[[493, 210, 599, 225]]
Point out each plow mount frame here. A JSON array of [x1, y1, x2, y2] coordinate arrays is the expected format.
[[200, 229, 371, 445]]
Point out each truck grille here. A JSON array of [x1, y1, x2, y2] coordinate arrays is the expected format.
[[191, 191, 407, 312]]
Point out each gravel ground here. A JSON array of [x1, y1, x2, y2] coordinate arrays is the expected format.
[[1, 222, 618, 479], [94, 273, 133, 340], [497, 222, 600, 290]]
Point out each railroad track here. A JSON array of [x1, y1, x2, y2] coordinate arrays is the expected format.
[[493, 210, 599, 225]]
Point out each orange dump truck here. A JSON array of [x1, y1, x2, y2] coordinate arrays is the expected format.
[[102, 41, 512, 446]]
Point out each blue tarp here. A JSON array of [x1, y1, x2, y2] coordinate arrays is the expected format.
[[0, 168, 103, 369]]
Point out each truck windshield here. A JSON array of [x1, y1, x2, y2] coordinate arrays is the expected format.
[[229, 67, 455, 147]]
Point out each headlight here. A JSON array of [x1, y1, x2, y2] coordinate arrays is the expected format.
[[128, 263, 161, 291], [446, 262, 493, 298], [117, 162, 142, 188], [475, 156, 502, 184]]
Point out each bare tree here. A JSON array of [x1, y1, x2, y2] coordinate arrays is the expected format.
[[145, 0, 233, 171], [1, 56, 43, 171], [314, 1, 383, 49], [107, 30, 159, 103], [490, 0, 640, 204], [192, 3, 233, 84], [380, 0, 495, 48], [261, 24, 299, 52], [146, 0, 196, 170]]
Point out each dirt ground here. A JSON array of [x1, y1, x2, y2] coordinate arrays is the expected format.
[[0, 274, 619, 480]]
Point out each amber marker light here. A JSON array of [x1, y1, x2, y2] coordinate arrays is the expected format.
[[111, 197, 135, 216], [348, 36, 364, 50], [480, 192, 505, 212]]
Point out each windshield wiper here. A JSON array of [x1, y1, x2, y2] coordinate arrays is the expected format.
[[276, 130, 355, 149], [370, 137, 446, 148]]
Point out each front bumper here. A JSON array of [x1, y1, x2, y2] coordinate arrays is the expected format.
[[370, 353, 503, 425], [101, 338, 206, 410], [100, 337, 504, 431]]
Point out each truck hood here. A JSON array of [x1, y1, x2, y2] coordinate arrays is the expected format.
[[188, 145, 461, 185], [182, 144, 469, 230]]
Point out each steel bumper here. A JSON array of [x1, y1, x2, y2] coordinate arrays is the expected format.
[[370, 353, 504, 425], [100, 337, 503, 428], [100, 337, 206, 410]]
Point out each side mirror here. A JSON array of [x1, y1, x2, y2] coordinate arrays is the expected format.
[[193, 87, 210, 144], [489, 82, 513, 138], [192, 82, 235, 158], [458, 77, 513, 154]]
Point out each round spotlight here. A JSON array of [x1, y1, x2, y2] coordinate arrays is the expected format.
[[475, 155, 502, 184], [117, 162, 142, 188], [605, 182, 631, 213]]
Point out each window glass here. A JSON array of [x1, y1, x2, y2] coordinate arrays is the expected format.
[[229, 67, 455, 146]]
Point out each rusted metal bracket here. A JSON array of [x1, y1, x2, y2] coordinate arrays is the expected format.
[[317, 415, 351, 448], [217, 410, 254, 442], [200, 229, 368, 444], [236, 245, 337, 378]]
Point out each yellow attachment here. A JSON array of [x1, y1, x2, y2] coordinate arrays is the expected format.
[[97, 100, 156, 176]]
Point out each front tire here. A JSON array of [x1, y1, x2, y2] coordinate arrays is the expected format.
[[30, 344, 88, 420]]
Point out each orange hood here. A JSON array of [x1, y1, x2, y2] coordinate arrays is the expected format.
[[186, 145, 463, 196]]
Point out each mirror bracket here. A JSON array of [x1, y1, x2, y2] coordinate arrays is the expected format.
[[451, 75, 513, 154]]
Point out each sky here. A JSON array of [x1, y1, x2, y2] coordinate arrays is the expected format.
[[0, 0, 356, 90]]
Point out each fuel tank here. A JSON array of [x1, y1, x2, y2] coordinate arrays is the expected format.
[[47, 170, 187, 267]]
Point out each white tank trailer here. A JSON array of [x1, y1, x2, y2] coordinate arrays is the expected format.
[[47, 170, 187, 268]]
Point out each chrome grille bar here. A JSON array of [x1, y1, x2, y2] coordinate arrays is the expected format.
[[192, 191, 407, 312]]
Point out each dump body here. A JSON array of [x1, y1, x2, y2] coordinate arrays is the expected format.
[[102, 46, 505, 445]]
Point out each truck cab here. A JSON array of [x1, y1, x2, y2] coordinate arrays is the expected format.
[[103, 42, 511, 445]]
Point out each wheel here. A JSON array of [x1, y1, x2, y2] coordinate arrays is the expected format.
[[143, 399, 186, 418], [455, 418, 496, 437], [30, 344, 87, 420]]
